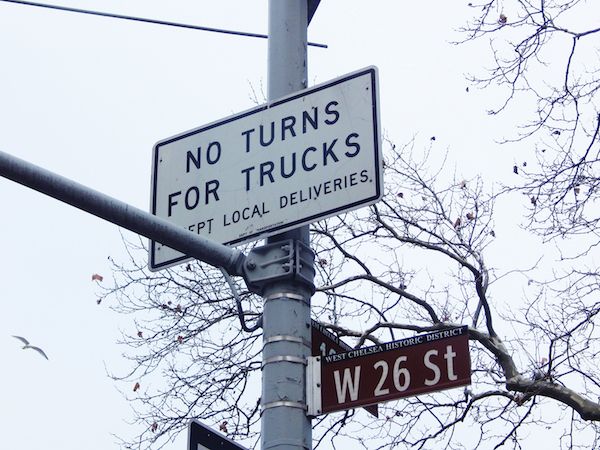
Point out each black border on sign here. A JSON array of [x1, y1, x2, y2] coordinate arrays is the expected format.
[[150, 66, 381, 270], [188, 420, 248, 450], [321, 326, 470, 365]]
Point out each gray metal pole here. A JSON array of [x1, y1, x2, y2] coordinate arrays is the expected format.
[[0, 150, 245, 276], [261, 1, 314, 450]]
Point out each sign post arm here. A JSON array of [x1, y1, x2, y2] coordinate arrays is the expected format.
[[0, 150, 246, 277]]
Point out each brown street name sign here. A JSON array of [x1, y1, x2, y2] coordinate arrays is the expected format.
[[311, 320, 378, 417], [320, 326, 470, 414]]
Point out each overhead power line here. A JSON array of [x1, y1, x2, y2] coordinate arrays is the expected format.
[[0, 0, 328, 48]]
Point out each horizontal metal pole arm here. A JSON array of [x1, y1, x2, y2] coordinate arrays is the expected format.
[[0, 150, 246, 277]]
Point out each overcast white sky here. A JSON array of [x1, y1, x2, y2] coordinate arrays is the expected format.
[[1, 1, 592, 449]]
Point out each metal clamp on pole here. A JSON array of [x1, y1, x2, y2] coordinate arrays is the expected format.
[[263, 292, 309, 307], [262, 438, 310, 450], [264, 335, 311, 349], [261, 400, 308, 413], [262, 355, 307, 368]]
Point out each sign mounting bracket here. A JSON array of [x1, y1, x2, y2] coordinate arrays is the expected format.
[[243, 239, 315, 295], [306, 356, 323, 417]]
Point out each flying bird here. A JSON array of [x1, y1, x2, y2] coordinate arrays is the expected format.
[[12, 335, 49, 360]]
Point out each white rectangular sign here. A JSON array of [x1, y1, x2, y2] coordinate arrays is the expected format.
[[150, 66, 382, 270]]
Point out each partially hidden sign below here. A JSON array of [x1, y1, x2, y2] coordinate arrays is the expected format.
[[317, 326, 470, 415], [150, 66, 382, 271], [188, 420, 248, 450]]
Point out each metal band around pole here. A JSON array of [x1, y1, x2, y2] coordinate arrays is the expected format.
[[262, 355, 307, 368], [261, 401, 308, 412], [263, 292, 306, 301], [263, 440, 310, 450], [264, 335, 310, 348]]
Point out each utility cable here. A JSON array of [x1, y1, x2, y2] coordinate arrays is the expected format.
[[219, 267, 262, 333], [0, 0, 327, 48]]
